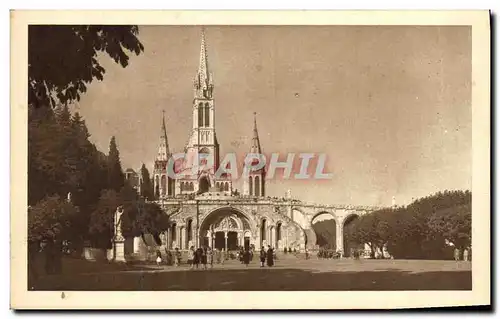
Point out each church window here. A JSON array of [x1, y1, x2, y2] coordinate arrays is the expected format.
[[204, 103, 210, 127], [198, 102, 204, 127], [261, 219, 267, 241], [171, 223, 177, 241], [161, 175, 167, 196], [255, 176, 260, 197], [167, 177, 173, 196], [224, 183, 229, 191], [187, 219, 193, 241], [249, 176, 253, 196], [155, 175, 160, 198]]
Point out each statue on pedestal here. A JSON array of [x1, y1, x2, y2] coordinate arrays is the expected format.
[[114, 206, 125, 242]]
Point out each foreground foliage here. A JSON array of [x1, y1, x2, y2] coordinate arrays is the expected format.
[[344, 190, 472, 259]]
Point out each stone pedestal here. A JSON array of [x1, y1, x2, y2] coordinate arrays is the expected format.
[[113, 240, 126, 262]]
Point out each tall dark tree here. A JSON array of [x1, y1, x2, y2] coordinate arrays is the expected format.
[[28, 25, 144, 109], [107, 136, 125, 192], [139, 163, 154, 200]]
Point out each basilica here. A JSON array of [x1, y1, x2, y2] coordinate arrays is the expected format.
[[121, 30, 380, 258]]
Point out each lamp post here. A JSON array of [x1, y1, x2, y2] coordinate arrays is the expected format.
[[196, 199, 200, 248]]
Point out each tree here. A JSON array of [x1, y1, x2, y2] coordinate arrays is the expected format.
[[428, 203, 471, 250], [107, 136, 125, 192], [139, 163, 154, 200], [311, 220, 336, 249], [344, 215, 378, 258], [89, 189, 121, 249], [28, 25, 144, 109], [28, 195, 78, 243]]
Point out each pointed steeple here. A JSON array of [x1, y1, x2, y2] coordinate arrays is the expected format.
[[156, 110, 170, 161], [251, 112, 262, 154], [194, 27, 214, 99]]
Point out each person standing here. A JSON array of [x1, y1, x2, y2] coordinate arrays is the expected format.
[[201, 246, 208, 270], [188, 246, 195, 269], [243, 248, 250, 267], [221, 248, 226, 265], [266, 245, 274, 267], [259, 246, 266, 267], [156, 250, 162, 267], [207, 247, 214, 269], [195, 247, 204, 270], [454, 248, 460, 261], [174, 248, 181, 267]]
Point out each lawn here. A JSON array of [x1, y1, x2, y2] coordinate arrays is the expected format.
[[31, 257, 472, 291]]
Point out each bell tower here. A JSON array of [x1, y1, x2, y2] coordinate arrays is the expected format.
[[153, 110, 175, 198], [180, 28, 221, 194], [243, 112, 266, 197]]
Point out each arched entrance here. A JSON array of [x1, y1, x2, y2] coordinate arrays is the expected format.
[[199, 207, 254, 251], [343, 214, 361, 257], [311, 212, 337, 250]]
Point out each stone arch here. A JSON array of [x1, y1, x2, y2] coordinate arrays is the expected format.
[[311, 211, 338, 250], [342, 213, 361, 257], [198, 206, 256, 250], [291, 207, 308, 229]]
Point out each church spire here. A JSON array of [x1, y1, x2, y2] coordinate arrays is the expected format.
[[194, 27, 213, 99], [156, 110, 170, 161], [251, 112, 262, 154]]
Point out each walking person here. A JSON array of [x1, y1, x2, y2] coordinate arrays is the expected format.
[[188, 246, 195, 270], [266, 245, 274, 267], [454, 247, 460, 261], [259, 246, 266, 267]]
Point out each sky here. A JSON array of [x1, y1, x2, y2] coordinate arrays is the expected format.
[[72, 25, 472, 207]]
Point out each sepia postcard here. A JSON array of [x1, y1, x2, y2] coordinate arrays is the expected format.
[[11, 10, 490, 309]]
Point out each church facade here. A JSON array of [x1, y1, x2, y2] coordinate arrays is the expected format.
[[147, 31, 380, 254]]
